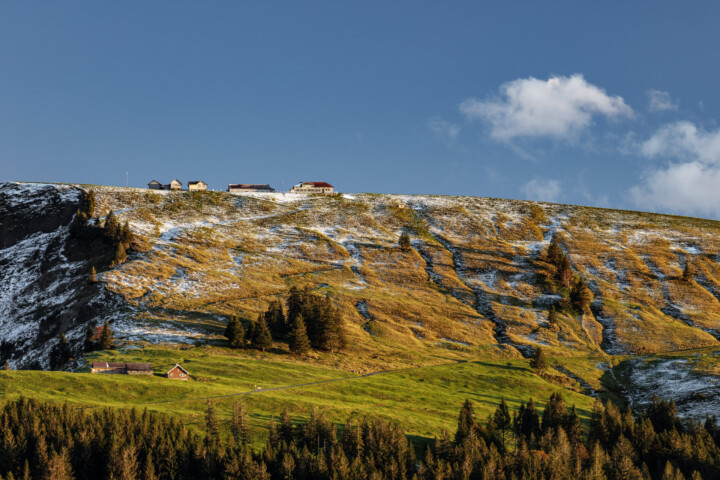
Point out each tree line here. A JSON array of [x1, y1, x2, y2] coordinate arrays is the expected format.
[[225, 287, 346, 354], [1, 393, 719, 479]]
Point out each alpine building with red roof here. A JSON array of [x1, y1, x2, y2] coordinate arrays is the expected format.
[[289, 181, 335, 194]]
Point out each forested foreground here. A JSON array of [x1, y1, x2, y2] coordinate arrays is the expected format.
[[1, 395, 720, 480]]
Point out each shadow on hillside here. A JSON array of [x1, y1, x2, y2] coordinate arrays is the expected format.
[[470, 360, 527, 372]]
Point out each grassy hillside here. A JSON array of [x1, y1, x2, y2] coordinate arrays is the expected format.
[[86, 186, 720, 368], [0, 345, 597, 448]]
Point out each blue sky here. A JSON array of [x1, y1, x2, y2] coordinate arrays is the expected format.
[[2, 2, 720, 217]]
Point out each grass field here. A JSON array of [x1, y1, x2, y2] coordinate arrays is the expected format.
[[0, 346, 597, 448]]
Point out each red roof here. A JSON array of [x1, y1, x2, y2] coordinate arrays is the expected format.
[[300, 182, 333, 188]]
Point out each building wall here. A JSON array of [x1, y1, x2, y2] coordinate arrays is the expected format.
[[290, 186, 334, 194], [166, 367, 189, 379], [127, 370, 153, 375], [90, 367, 125, 374], [188, 183, 207, 191], [229, 187, 274, 193]]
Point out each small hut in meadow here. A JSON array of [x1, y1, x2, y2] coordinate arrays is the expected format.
[[165, 364, 190, 380]]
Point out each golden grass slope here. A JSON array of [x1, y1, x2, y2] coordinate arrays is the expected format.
[[88, 187, 720, 369]]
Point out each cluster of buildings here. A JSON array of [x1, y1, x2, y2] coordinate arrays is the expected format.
[[91, 361, 190, 380], [146, 179, 335, 194]]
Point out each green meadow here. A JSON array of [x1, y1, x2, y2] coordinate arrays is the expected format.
[[0, 346, 598, 448]]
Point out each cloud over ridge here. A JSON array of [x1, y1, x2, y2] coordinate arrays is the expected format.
[[460, 74, 632, 141], [631, 121, 720, 218]]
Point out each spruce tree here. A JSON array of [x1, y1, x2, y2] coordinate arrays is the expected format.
[[86, 190, 96, 217], [530, 346, 547, 374], [288, 315, 311, 354], [142, 451, 157, 480], [557, 255, 574, 289], [224, 317, 245, 348], [266, 300, 287, 339], [43, 448, 73, 480], [252, 315, 272, 352], [205, 400, 219, 446], [113, 242, 127, 266], [121, 221, 133, 247], [683, 260, 695, 282], [84, 324, 96, 352], [89, 266, 97, 283], [3, 361, 9, 370], [570, 278, 593, 313], [99, 320, 114, 350], [547, 305, 559, 326], [492, 398, 512, 450], [231, 401, 251, 448], [399, 231, 411, 251], [455, 399, 476, 444], [547, 235, 563, 266], [105, 210, 119, 240]]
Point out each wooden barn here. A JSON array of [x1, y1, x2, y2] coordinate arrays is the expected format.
[[165, 364, 190, 380], [91, 362, 153, 375], [228, 183, 275, 193], [90, 361, 126, 374]]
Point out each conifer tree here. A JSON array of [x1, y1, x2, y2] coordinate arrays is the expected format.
[[399, 231, 411, 251], [266, 299, 288, 339], [683, 260, 695, 282], [541, 392, 566, 433], [121, 221, 133, 247], [86, 190, 96, 217], [492, 398, 512, 450], [3, 361, 9, 370], [557, 255, 574, 289], [142, 451, 157, 480], [105, 210, 119, 240], [43, 448, 73, 480], [84, 324, 96, 352], [89, 266, 97, 283], [205, 400, 219, 446], [288, 315, 311, 354], [570, 277, 593, 313], [279, 408, 294, 445], [231, 401, 251, 448], [548, 305, 559, 326], [547, 235, 563, 266], [99, 320, 114, 350], [224, 317, 245, 348], [455, 399, 477, 444], [530, 346, 547, 374], [252, 315, 272, 352], [113, 242, 127, 266]]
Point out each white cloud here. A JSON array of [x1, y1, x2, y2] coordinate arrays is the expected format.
[[631, 121, 720, 218], [521, 178, 561, 203], [640, 121, 720, 162], [630, 161, 720, 217], [427, 116, 460, 142], [647, 89, 678, 112], [460, 74, 632, 141]]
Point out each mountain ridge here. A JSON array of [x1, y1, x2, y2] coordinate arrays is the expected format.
[[3, 181, 720, 371]]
